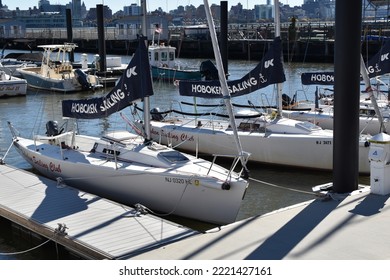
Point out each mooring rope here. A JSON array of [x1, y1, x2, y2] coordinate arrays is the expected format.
[[0, 238, 52, 256], [0, 224, 67, 257], [133, 179, 192, 217], [249, 176, 315, 195]]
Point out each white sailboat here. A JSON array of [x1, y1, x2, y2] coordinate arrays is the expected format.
[[8, 36, 249, 226], [282, 43, 390, 135], [133, 0, 372, 174]]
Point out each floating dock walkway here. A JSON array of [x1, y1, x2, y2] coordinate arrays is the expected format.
[[131, 186, 390, 260], [0, 164, 196, 259], [1, 164, 390, 260]]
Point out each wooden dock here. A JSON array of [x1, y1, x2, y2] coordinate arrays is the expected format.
[[1, 163, 390, 260], [129, 186, 390, 260], [0, 164, 196, 259]]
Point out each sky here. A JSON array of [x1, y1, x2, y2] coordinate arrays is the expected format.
[[4, 1, 304, 13]]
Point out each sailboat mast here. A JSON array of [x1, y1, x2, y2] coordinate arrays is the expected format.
[[274, 0, 283, 116], [203, 0, 249, 175], [141, 0, 151, 140]]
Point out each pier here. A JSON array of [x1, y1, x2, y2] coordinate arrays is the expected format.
[[0, 21, 387, 62], [1, 163, 389, 260], [0, 164, 196, 260]]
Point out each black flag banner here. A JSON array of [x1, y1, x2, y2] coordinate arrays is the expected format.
[[178, 37, 286, 98], [62, 37, 153, 119], [299, 39, 390, 84], [367, 39, 390, 78]]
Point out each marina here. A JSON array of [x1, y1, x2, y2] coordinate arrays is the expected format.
[[0, 164, 196, 260], [0, 55, 386, 260], [0, 5, 390, 280], [0, 162, 389, 260]]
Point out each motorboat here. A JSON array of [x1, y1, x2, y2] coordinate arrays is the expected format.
[[149, 42, 203, 82], [0, 51, 41, 78], [16, 43, 100, 93], [74, 54, 128, 86]]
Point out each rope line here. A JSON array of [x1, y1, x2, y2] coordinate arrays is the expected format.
[[0, 238, 52, 256], [0, 224, 68, 257], [134, 180, 192, 217]]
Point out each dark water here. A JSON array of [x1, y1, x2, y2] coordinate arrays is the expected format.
[[0, 57, 370, 259]]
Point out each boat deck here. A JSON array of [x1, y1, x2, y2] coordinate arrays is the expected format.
[[0, 164, 196, 260]]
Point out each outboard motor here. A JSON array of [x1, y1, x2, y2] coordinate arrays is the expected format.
[[150, 108, 165, 121], [282, 93, 292, 107], [74, 69, 91, 90], [200, 60, 218, 80], [46, 121, 59, 136]]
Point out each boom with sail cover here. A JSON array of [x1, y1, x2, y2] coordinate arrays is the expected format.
[[62, 37, 153, 119], [178, 37, 286, 98], [366, 39, 390, 78]]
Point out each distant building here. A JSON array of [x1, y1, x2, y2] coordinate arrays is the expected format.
[[38, 0, 50, 8], [302, 0, 335, 20], [254, 4, 273, 21], [85, 5, 112, 21], [18, 13, 67, 28], [0, 18, 25, 38], [124, 4, 141, 16], [114, 15, 169, 40], [72, 0, 81, 19]]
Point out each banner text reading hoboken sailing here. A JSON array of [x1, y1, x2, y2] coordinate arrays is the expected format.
[[179, 37, 286, 98], [62, 37, 153, 119]]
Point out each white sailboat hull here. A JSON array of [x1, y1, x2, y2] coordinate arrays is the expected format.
[[12, 133, 248, 225], [141, 117, 371, 174]]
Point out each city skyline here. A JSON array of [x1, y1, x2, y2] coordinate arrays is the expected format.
[[2, 0, 304, 13]]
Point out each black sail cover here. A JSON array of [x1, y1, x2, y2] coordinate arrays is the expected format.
[[300, 39, 390, 85], [179, 37, 286, 98], [366, 39, 390, 78], [62, 38, 153, 119]]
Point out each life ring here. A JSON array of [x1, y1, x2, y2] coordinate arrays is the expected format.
[[173, 80, 179, 86]]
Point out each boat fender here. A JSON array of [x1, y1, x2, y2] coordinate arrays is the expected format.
[[221, 181, 231, 190], [74, 69, 91, 90], [150, 107, 165, 121]]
